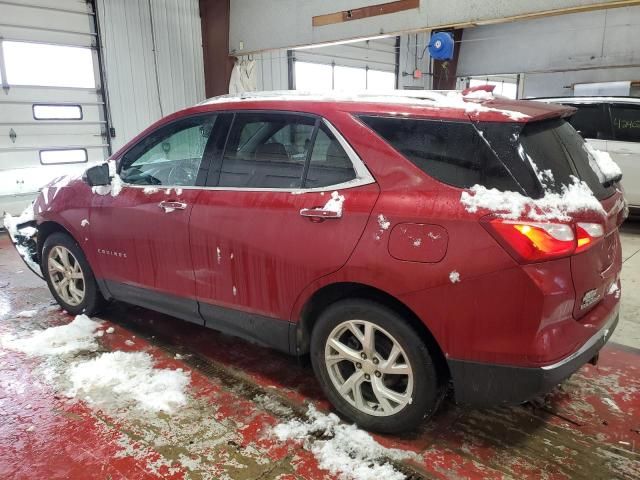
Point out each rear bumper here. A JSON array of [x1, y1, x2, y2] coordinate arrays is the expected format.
[[448, 308, 619, 406]]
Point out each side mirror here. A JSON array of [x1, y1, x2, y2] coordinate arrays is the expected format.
[[84, 163, 110, 187]]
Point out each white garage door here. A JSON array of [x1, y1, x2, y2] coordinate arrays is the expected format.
[[0, 0, 109, 215]]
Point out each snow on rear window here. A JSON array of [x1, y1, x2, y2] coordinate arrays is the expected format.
[[460, 176, 605, 221]]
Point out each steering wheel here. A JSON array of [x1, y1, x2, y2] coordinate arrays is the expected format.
[[167, 165, 192, 186]]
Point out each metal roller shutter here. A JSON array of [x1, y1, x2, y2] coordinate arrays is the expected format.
[[0, 0, 109, 215]]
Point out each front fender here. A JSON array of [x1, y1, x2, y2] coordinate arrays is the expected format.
[[3, 206, 43, 279]]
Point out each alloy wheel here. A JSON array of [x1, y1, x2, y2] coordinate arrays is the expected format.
[[324, 319, 414, 416], [47, 245, 85, 306]]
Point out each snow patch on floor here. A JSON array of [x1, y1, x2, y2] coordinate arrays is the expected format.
[[449, 271, 461, 284], [67, 351, 190, 413], [460, 177, 604, 221], [15, 309, 38, 318], [273, 404, 418, 480], [1, 314, 101, 356]]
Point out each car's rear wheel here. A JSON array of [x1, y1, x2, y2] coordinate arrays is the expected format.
[[310, 299, 441, 433], [42, 232, 105, 316]]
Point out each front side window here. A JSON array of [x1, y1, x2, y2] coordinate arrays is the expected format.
[[611, 103, 640, 142], [120, 115, 216, 186], [218, 113, 316, 188]]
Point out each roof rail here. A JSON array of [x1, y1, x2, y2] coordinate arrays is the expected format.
[[199, 89, 455, 106]]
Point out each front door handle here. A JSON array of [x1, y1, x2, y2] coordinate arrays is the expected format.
[[300, 207, 342, 220], [159, 200, 187, 212]]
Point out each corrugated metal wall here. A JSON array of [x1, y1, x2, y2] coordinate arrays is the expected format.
[[96, 0, 205, 151]]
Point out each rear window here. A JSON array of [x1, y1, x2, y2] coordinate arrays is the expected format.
[[511, 118, 615, 200], [360, 115, 616, 200]]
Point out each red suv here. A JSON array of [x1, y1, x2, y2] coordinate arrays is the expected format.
[[7, 90, 624, 433]]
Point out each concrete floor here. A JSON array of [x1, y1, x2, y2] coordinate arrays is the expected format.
[[1, 224, 639, 480], [613, 221, 640, 348]]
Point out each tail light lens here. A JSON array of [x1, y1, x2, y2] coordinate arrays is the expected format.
[[576, 222, 604, 252], [483, 218, 604, 263]]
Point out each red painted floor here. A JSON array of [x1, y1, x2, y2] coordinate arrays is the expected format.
[[1, 233, 639, 479]]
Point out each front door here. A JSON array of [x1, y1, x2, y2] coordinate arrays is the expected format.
[[90, 114, 217, 323], [189, 111, 379, 345]]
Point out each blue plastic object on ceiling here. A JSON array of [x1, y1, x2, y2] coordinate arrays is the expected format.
[[428, 32, 455, 61]]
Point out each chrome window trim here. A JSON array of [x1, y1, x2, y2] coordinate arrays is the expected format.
[[118, 117, 375, 193]]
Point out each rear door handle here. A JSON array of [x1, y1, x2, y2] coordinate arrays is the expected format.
[[300, 207, 342, 220], [159, 200, 187, 212]]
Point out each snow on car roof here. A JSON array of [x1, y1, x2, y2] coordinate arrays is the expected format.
[[199, 90, 572, 122]]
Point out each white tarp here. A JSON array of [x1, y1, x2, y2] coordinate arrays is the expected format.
[[229, 58, 257, 94]]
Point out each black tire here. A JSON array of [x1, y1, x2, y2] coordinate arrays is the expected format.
[[42, 232, 105, 316], [310, 299, 441, 433]]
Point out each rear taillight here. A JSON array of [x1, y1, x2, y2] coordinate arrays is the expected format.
[[483, 218, 604, 263], [576, 222, 604, 252]]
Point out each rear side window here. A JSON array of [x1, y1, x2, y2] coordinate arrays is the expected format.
[[359, 116, 522, 192], [611, 103, 640, 142], [305, 124, 356, 188], [214, 112, 358, 189], [564, 103, 612, 140], [219, 113, 315, 188], [361, 115, 615, 201]]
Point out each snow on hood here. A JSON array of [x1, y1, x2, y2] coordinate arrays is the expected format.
[[460, 177, 605, 221], [202, 90, 530, 122]]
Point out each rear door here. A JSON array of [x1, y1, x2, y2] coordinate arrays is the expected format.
[[90, 114, 217, 323], [608, 102, 640, 207], [189, 111, 379, 334]]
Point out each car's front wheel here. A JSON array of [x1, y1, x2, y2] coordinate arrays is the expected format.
[[310, 299, 442, 433], [42, 232, 105, 316]]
